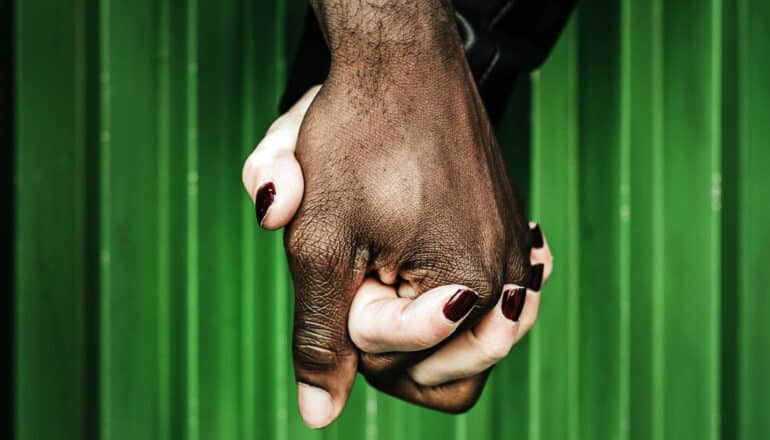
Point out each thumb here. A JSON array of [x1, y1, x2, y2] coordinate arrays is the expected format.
[[241, 85, 320, 229], [285, 217, 359, 429]]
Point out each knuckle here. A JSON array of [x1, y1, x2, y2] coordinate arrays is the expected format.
[[473, 332, 512, 365], [407, 365, 433, 387], [293, 324, 348, 373], [506, 250, 530, 287], [358, 352, 405, 376], [285, 219, 317, 260], [460, 274, 499, 315], [294, 342, 339, 373], [414, 253, 497, 299], [442, 379, 486, 414], [285, 216, 347, 271], [455, 260, 500, 307], [447, 396, 480, 414], [348, 300, 388, 353], [475, 278, 500, 308]]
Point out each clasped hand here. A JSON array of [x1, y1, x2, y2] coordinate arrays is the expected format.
[[242, 2, 552, 428]]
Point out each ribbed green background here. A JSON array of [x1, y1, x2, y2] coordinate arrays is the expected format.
[[13, 0, 770, 439]]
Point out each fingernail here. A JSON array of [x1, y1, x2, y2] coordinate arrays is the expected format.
[[255, 182, 276, 226], [529, 264, 544, 291], [502, 287, 526, 321], [297, 382, 334, 429], [530, 223, 544, 248], [443, 289, 478, 322]]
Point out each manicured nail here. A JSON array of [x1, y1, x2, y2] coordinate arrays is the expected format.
[[255, 182, 276, 226], [297, 382, 334, 429], [443, 289, 478, 322], [529, 264, 544, 291], [502, 287, 526, 321], [530, 223, 544, 248]]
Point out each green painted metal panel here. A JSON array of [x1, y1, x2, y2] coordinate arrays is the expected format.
[[735, 2, 770, 439], [12, 1, 770, 439], [15, 1, 93, 438], [625, 2, 666, 439], [531, 18, 581, 440]]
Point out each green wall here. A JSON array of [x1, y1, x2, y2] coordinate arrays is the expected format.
[[13, 0, 770, 439]]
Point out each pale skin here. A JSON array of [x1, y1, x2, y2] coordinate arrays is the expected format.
[[242, 86, 554, 428]]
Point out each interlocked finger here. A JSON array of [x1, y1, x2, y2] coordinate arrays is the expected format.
[[407, 223, 552, 386]]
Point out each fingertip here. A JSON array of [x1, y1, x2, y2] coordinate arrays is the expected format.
[[242, 150, 304, 230], [242, 89, 312, 229], [501, 286, 526, 322], [255, 182, 276, 226], [413, 285, 478, 349], [298, 383, 334, 429], [441, 287, 479, 323], [528, 263, 544, 291], [528, 221, 553, 283], [258, 153, 304, 230]]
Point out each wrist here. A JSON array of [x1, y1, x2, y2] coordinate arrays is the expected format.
[[312, 0, 465, 78]]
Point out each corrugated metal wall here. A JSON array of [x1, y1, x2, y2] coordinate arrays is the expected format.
[[12, 0, 770, 439]]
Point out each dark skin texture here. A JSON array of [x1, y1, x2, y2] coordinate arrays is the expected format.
[[287, 0, 532, 412]]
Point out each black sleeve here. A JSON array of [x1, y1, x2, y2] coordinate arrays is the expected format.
[[279, 8, 330, 115], [279, 0, 577, 124]]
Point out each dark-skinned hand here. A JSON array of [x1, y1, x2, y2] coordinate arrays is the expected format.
[[242, 0, 553, 428]]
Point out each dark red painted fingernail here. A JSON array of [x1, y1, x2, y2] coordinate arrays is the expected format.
[[502, 287, 526, 321], [530, 224, 544, 249], [529, 264, 544, 291], [443, 289, 478, 322], [255, 182, 276, 226]]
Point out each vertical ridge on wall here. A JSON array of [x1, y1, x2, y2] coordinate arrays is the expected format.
[[618, 1, 632, 437], [155, 0, 171, 437], [198, 0, 250, 436], [15, 0, 91, 438], [530, 17, 580, 440], [100, 0, 166, 436], [736, 1, 770, 439], [97, 0, 112, 435], [2, 0, 13, 434], [650, 2, 666, 438], [661, 0, 721, 437], [708, 1, 723, 437], [626, 1, 667, 438], [185, 0, 200, 437], [365, 386, 377, 440], [719, 1, 738, 438], [577, 2, 623, 439]]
